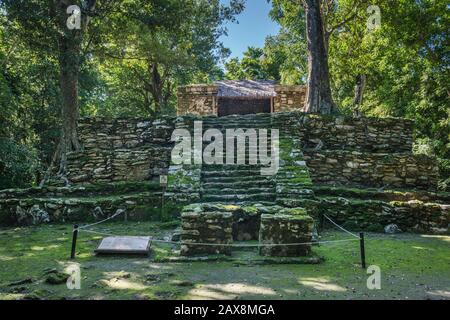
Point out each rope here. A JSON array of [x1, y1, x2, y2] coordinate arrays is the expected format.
[[78, 228, 360, 247], [78, 209, 125, 230], [323, 214, 359, 238], [76, 211, 366, 248]]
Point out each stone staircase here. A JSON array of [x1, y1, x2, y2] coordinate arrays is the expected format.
[[201, 164, 276, 203], [165, 112, 316, 208], [199, 114, 276, 204]]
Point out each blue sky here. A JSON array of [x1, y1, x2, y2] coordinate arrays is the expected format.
[[220, 0, 280, 60]]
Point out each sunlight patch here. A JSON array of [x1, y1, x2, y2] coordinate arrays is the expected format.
[[187, 283, 276, 300], [100, 278, 147, 291], [427, 290, 450, 298], [298, 277, 346, 292], [412, 246, 431, 251], [421, 235, 450, 243]]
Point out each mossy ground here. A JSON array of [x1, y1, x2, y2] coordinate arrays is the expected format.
[[0, 222, 449, 300]]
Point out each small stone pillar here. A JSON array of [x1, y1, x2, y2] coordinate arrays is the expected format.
[[273, 85, 307, 112], [180, 211, 233, 256], [259, 210, 314, 257], [177, 85, 219, 116]]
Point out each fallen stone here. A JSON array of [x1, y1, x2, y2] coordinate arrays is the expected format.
[[45, 271, 69, 285], [384, 224, 402, 234]]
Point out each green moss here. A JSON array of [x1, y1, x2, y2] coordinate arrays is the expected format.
[[0, 224, 449, 300], [341, 221, 360, 231], [310, 185, 450, 203], [279, 207, 308, 216], [160, 200, 183, 221], [45, 271, 69, 285], [365, 223, 384, 233]]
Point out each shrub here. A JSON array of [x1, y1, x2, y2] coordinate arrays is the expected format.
[[0, 138, 40, 189]]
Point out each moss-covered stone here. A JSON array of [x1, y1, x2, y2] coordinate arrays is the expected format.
[[259, 213, 314, 257]]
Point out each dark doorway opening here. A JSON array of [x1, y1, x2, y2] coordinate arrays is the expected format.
[[218, 97, 271, 117]]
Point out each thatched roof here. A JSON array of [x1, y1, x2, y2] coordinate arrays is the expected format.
[[214, 80, 277, 98]]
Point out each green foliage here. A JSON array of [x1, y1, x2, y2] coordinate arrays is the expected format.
[[225, 46, 283, 80], [265, 0, 449, 186], [0, 138, 40, 189], [0, 0, 244, 188]]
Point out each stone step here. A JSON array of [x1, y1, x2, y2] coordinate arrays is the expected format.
[[202, 176, 274, 183], [201, 193, 277, 202], [202, 169, 272, 177], [202, 164, 265, 171], [202, 187, 275, 195], [202, 180, 275, 189], [192, 200, 276, 207]]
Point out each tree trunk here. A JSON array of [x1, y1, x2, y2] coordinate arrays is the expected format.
[[304, 0, 336, 114], [353, 74, 366, 116], [148, 62, 165, 115], [59, 36, 82, 153], [54, 1, 95, 178]]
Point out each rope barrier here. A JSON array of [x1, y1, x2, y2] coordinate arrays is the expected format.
[[78, 227, 360, 247], [322, 214, 360, 238], [78, 209, 125, 230], [73, 209, 369, 268]]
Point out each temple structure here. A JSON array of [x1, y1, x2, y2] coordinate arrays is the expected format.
[[177, 80, 307, 116]]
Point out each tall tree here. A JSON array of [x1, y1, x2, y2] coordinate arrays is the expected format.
[[2, 0, 98, 182], [96, 0, 244, 116], [303, 0, 335, 114], [270, 0, 369, 113], [56, 1, 96, 172]]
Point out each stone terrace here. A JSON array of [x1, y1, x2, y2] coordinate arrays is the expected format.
[[0, 112, 448, 237]]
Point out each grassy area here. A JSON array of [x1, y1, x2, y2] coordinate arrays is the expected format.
[[0, 222, 449, 300]]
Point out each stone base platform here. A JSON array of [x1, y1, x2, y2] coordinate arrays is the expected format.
[[180, 211, 233, 256], [259, 211, 314, 257], [179, 203, 314, 257]]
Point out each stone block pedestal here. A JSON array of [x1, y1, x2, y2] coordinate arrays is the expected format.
[[259, 213, 314, 257], [180, 211, 233, 256]]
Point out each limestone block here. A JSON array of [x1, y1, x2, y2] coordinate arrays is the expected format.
[[180, 211, 233, 256], [259, 212, 314, 257]]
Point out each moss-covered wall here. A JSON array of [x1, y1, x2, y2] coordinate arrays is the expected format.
[[65, 112, 436, 189], [0, 182, 168, 226], [66, 117, 175, 184], [304, 151, 438, 190]]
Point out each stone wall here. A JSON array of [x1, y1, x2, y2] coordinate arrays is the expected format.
[[299, 115, 414, 153], [304, 151, 438, 190], [177, 85, 218, 116], [66, 117, 174, 184], [0, 182, 164, 226], [320, 197, 449, 235], [273, 85, 306, 112], [65, 113, 434, 189], [281, 186, 449, 234], [272, 112, 414, 153]]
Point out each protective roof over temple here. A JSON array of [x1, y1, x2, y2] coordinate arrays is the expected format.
[[214, 80, 277, 98]]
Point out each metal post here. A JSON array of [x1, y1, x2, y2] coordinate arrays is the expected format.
[[359, 232, 366, 269], [161, 185, 166, 219], [70, 225, 79, 259], [160, 175, 168, 220]]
